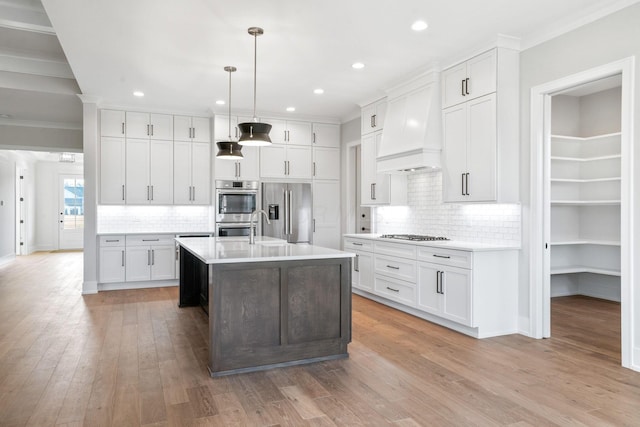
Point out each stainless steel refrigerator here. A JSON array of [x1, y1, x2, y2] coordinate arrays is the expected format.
[[262, 183, 312, 243]]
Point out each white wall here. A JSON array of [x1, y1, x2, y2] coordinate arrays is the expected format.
[[34, 161, 83, 251], [0, 153, 15, 264], [519, 3, 640, 364]]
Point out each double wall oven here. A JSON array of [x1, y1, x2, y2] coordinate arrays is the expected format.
[[215, 180, 259, 237]]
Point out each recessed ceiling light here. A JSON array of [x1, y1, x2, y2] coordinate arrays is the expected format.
[[286, 107, 296, 112], [411, 20, 428, 31], [313, 88, 324, 95], [352, 62, 365, 70], [133, 91, 144, 97], [216, 100, 225, 105]]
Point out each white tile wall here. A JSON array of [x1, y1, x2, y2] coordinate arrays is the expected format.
[[97, 205, 212, 233], [375, 170, 521, 245]]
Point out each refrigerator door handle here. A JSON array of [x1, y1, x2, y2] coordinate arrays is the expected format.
[[288, 190, 294, 235], [283, 189, 289, 236]]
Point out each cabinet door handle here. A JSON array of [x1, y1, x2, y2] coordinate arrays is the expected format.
[[436, 270, 441, 294], [461, 79, 466, 97], [147, 249, 151, 266], [313, 162, 316, 177], [386, 286, 399, 293], [106, 239, 120, 243], [352, 242, 363, 246], [354, 254, 359, 272], [147, 185, 150, 201], [121, 122, 125, 135], [121, 250, 125, 267], [370, 115, 374, 129], [313, 132, 316, 143], [284, 161, 287, 175], [465, 173, 470, 196], [238, 162, 241, 178], [372, 183, 376, 200], [152, 249, 155, 265], [142, 239, 160, 242], [151, 185, 154, 201], [465, 78, 470, 95], [313, 218, 316, 232], [440, 271, 445, 294], [372, 114, 377, 128], [192, 186, 196, 201], [386, 265, 400, 270], [192, 127, 195, 139], [461, 173, 465, 196], [146, 124, 150, 136], [151, 124, 154, 136], [433, 254, 451, 259], [122, 184, 125, 201]]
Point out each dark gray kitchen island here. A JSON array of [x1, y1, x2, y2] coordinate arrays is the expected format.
[[175, 236, 354, 377]]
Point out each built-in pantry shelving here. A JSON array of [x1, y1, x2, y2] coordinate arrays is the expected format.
[[549, 88, 621, 301]]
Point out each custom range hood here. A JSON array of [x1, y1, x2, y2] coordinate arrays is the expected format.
[[376, 71, 442, 172]]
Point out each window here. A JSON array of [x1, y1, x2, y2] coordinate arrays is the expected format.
[[63, 178, 84, 229]]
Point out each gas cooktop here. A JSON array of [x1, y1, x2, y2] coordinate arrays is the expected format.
[[380, 234, 450, 241]]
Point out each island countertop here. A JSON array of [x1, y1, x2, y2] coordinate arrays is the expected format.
[[175, 236, 355, 264]]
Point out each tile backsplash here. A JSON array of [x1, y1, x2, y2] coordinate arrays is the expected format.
[[375, 169, 521, 245], [97, 205, 212, 233]]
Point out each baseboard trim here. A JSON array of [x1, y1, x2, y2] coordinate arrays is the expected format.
[[82, 281, 98, 295], [98, 280, 178, 292], [0, 253, 16, 267], [632, 346, 640, 373], [33, 245, 56, 252]]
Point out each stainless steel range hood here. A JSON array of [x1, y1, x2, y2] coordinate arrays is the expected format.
[[377, 71, 442, 172]]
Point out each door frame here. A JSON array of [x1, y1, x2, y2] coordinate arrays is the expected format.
[[529, 57, 635, 370]]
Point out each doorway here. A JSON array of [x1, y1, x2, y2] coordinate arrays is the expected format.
[[529, 58, 634, 369], [58, 174, 84, 250]]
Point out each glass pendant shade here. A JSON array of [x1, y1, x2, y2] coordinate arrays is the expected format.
[[216, 141, 243, 159], [238, 27, 271, 146]]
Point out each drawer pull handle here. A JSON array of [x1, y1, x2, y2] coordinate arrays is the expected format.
[[105, 239, 120, 242], [433, 254, 451, 259], [143, 239, 160, 242], [386, 265, 400, 270], [352, 242, 363, 246], [386, 286, 399, 293]]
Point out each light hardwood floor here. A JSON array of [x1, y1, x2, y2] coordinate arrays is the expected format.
[[1, 251, 639, 426]]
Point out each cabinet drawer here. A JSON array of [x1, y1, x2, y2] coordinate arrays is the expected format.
[[99, 235, 125, 247], [374, 241, 416, 259], [417, 246, 471, 269], [374, 254, 416, 283], [374, 275, 416, 307], [126, 234, 175, 246], [344, 238, 373, 252]]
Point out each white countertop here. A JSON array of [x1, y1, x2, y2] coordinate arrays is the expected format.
[[343, 233, 520, 251], [176, 236, 355, 264]]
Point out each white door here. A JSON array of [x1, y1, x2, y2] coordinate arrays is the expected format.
[[466, 49, 497, 101], [286, 121, 312, 145], [125, 111, 150, 139], [214, 157, 239, 180], [150, 113, 174, 140], [125, 139, 150, 204], [214, 115, 238, 142], [312, 123, 340, 147], [173, 116, 193, 141], [191, 117, 211, 143], [150, 245, 176, 280], [416, 262, 442, 315], [125, 246, 151, 281], [440, 266, 472, 326], [149, 140, 174, 204], [237, 147, 260, 181], [360, 134, 376, 205], [260, 145, 287, 178], [442, 62, 468, 109], [100, 110, 125, 137], [313, 147, 340, 180], [58, 175, 84, 250], [99, 137, 125, 204], [99, 247, 125, 283]]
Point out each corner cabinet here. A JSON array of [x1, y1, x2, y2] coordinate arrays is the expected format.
[[441, 47, 519, 203], [343, 236, 518, 338]]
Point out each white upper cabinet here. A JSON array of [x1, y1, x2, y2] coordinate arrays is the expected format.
[[214, 115, 239, 142], [312, 123, 340, 148], [441, 47, 519, 203], [266, 119, 313, 145], [125, 112, 173, 140], [101, 110, 126, 137], [100, 136, 126, 204], [361, 99, 387, 135], [174, 141, 211, 205], [360, 132, 406, 206], [214, 146, 260, 181], [442, 49, 496, 109], [125, 139, 174, 205], [313, 147, 340, 180], [174, 116, 211, 143], [260, 145, 312, 179]]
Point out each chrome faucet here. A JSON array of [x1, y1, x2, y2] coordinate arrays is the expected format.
[[249, 209, 271, 244]]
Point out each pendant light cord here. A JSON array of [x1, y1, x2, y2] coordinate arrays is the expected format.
[[228, 68, 232, 140]]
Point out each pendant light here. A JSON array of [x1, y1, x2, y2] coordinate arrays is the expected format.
[[238, 27, 272, 146], [216, 66, 243, 159]]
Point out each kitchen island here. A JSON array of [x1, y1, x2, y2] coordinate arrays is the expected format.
[[175, 236, 354, 377]]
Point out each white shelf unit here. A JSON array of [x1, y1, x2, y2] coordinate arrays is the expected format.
[[549, 93, 621, 302]]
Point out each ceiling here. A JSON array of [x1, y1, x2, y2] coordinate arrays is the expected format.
[[1, 0, 636, 131]]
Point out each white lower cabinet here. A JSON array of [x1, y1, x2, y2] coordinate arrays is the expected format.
[[99, 234, 177, 287], [343, 236, 518, 338], [99, 236, 125, 283], [125, 235, 175, 282], [417, 262, 472, 326]]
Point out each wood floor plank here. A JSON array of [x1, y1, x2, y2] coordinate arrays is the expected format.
[[1, 252, 640, 426]]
